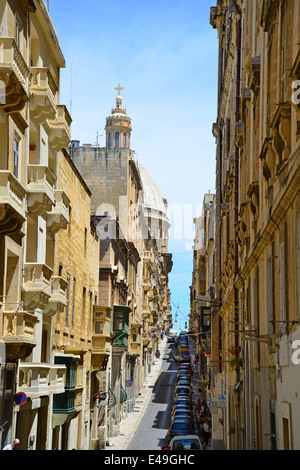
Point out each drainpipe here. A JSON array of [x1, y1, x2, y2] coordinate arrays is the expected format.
[[232, 0, 242, 450]]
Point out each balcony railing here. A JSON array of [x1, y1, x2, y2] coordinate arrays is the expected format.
[[30, 67, 57, 123], [0, 171, 26, 235], [2, 310, 38, 361], [17, 363, 66, 397], [46, 190, 70, 234], [0, 38, 29, 113], [44, 276, 68, 317], [22, 263, 53, 310], [48, 105, 72, 151], [27, 165, 56, 215]]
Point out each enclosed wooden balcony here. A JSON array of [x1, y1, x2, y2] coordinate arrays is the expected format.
[[44, 276, 68, 317], [48, 105, 72, 151], [112, 305, 131, 349], [30, 67, 57, 124], [0, 38, 29, 114], [46, 190, 70, 234], [17, 363, 66, 398], [22, 263, 53, 310], [27, 164, 56, 215], [0, 171, 26, 235], [2, 310, 38, 361], [92, 306, 113, 370]]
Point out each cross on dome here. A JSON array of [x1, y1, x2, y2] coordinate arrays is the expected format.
[[115, 83, 124, 96]]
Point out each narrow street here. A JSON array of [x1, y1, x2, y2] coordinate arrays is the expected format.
[[126, 336, 209, 451], [127, 342, 177, 450]]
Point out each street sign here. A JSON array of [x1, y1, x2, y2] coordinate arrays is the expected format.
[[125, 379, 132, 388], [14, 392, 27, 406], [218, 394, 227, 408], [209, 401, 218, 414]]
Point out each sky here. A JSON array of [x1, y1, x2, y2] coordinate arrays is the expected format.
[[48, 0, 219, 332]]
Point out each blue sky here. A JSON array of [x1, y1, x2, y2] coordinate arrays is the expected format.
[[48, 0, 218, 330]]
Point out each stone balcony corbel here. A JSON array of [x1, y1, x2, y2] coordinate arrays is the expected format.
[[0, 171, 26, 236], [27, 165, 56, 216], [22, 263, 53, 311], [44, 276, 68, 317], [270, 102, 292, 168], [48, 105, 72, 152], [30, 67, 57, 124], [247, 181, 259, 219], [0, 38, 29, 114], [2, 309, 38, 361], [46, 190, 70, 234]]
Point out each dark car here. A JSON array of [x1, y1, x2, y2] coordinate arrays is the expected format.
[[172, 410, 194, 421], [177, 379, 191, 387], [179, 363, 193, 374], [174, 385, 192, 397], [171, 405, 193, 417], [173, 398, 193, 410], [167, 419, 195, 442], [177, 369, 192, 378]]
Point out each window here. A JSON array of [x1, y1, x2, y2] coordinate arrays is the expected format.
[[114, 311, 123, 331], [95, 321, 104, 335], [108, 133, 111, 148], [84, 227, 87, 256], [281, 5, 287, 101], [115, 132, 119, 147], [65, 274, 70, 326], [71, 277, 76, 328], [82, 287, 86, 327], [279, 241, 285, 326], [13, 137, 19, 178], [132, 334, 137, 342], [15, 20, 21, 49], [123, 133, 127, 148]]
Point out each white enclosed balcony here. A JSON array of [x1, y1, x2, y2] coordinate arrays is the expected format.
[[46, 190, 70, 234], [30, 67, 57, 124], [22, 263, 53, 311], [17, 363, 66, 398], [27, 165, 56, 216], [0, 171, 26, 235]]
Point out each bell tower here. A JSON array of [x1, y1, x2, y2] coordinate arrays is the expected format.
[[105, 84, 132, 149]]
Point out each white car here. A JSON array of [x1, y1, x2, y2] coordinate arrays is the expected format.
[[169, 435, 203, 450]]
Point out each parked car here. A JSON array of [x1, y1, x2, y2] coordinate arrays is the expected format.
[[177, 368, 192, 377], [171, 410, 194, 421], [179, 363, 193, 374], [167, 419, 195, 442], [162, 435, 203, 451], [172, 398, 193, 411], [177, 379, 191, 387], [174, 385, 192, 398]]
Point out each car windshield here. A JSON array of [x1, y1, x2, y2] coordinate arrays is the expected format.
[[172, 439, 200, 450], [171, 422, 192, 430]]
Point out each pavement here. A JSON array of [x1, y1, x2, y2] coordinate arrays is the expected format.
[[105, 336, 168, 451]]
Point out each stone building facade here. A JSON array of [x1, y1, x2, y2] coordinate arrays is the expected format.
[[69, 88, 173, 445], [205, 0, 300, 450], [0, 0, 72, 450]]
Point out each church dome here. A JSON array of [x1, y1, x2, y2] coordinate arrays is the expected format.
[[138, 164, 167, 215]]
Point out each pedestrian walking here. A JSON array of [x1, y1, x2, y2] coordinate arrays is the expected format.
[[203, 419, 211, 447], [2, 438, 20, 450]]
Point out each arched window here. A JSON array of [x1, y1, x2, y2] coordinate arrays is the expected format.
[[123, 133, 127, 148], [115, 132, 119, 147], [108, 133, 111, 148]]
